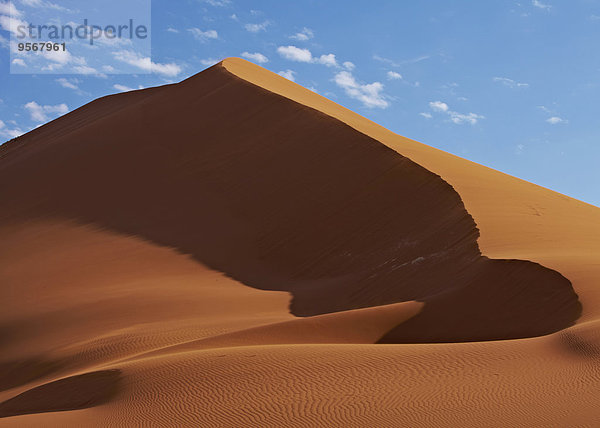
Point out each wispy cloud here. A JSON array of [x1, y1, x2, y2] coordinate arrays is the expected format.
[[333, 71, 389, 108], [0, 1, 21, 16], [290, 27, 314, 41], [167, 27, 179, 33], [538, 105, 567, 124], [420, 112, 432, 119], [532, 0, 552, 10], [241, 51, 268, 63], [113, 84, 144, 92], [373, 54, 431, 67], [201, 0, 231, 6], [343, 61, 355, 70], [56, 77, 81, 91], [0, 34, 9, 49], [387, 71, 403, 80], [546, 116, 566, 124], [278, 70, 296, 81], [245, 21, 269, 33], [24, 101, 68, 123], [200, 58, 220, 66], [448, 111, 485, 125], [112, 50, 182, 77], [493, 77, 529, 88], [0, 119, 24, 139], [0, 13, 28, 36], [19, 0, 71, 12], [188, 28, 218, 41], [429, 100, 484, 125]]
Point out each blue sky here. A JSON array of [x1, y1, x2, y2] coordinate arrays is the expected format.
[[1, 0, 599, 207]]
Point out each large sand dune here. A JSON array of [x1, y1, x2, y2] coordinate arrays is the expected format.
[[1, 58, 599, 426]]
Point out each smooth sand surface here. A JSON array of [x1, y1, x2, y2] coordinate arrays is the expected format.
[[0, 58, 599, 426]]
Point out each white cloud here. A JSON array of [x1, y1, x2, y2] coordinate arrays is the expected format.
[[18, 0, 70, 11], [245, 21, 269, 33], [343, 61, 355, 70], [429, 101, 449, 112], [448, 111, 484, 125], [493, 77, 529, 88], [333, 71, 389, 109], [387, 71, 403, 80], [290, 27, 314, 41], [420, 112, 432, 119], [0, 1, 21, 16], [73, 65, 102, 75], [112, 50, 182, 77], [167, 27, 179, 33], [277, 46, 338, 67], [113, 84, 144, 92], [546, 116, 566, 124], [0, 14, 28, 36], [532, 0, 551, 10], [56, 77, 79, 90], [241, 51, 268, 63], [429, 101, 484, 125], [373, 54, 431, 67], [0, 119, 24, 139], [538, 106, 566, 124], [200, 58, 220, 66], [277, 45, 313, 62], [317, 53, 337, 67], [43, 47, 75, 65], [24, 101, 68, 123], [188, 28, 218, 41], [277, 70, 295, 81], [202, 0, 231, 6], [12, 58, 26, 66]]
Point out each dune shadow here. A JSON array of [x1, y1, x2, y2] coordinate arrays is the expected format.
[[0, 63, 581, 343], [0, 369, 121, 418], [0, 357, 65, 393]]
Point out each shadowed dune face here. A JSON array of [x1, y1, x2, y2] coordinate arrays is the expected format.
[[0, 63, 581, 342], [0, 370, 121, 418]]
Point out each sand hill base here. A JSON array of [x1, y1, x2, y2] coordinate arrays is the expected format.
[[1, 58, 599, 426]]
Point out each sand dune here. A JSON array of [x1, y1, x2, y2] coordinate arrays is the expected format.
[[1, 58, 599, 426]]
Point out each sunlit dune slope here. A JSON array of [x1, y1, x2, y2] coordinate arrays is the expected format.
[[1, 58, 599, 427], [224, 58, 600, 322]]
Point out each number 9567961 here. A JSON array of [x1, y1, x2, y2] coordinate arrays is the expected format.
[[18, 42, 66, 52]]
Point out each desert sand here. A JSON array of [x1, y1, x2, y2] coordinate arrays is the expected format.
[[1, 58, 599, 426]]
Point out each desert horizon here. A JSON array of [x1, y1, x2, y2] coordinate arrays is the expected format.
[[1, 57, 600, 426]]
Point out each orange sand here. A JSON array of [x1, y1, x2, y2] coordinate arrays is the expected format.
[[1, 58, 599, 426]]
